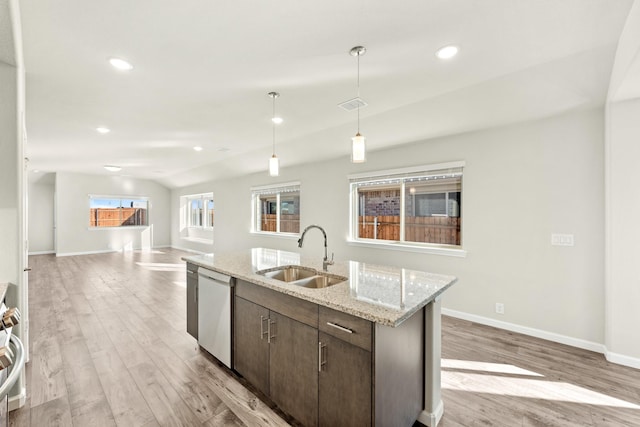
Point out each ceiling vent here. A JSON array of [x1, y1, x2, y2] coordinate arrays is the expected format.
[[338, 97, 368, 112]]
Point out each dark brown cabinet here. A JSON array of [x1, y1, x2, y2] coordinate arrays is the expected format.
[[269, 311, 318, 427], [318, 331, 371, 427], [234, 292, 319, 427], [233, 279, 422, 427], [233, 296, 269, 395]]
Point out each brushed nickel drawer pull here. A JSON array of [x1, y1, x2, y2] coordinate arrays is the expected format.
[[260, 316, 268, 340], [326, 321, 354, 334], [318, 341, 326, 372], [268, 319, 276, 344]]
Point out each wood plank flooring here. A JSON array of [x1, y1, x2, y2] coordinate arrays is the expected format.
[[440, 316, 640, 426], [10, 249, 288, 427], [9, 249, 640, 426]]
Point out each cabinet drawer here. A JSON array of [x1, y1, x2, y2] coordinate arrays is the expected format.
[[319, 306, 372, 351], [236, 280, 318, 328]]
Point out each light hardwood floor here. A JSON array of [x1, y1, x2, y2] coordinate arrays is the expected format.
[[9, 249, 640, 426]]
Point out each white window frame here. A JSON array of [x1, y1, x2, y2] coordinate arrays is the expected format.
[[88, 194, 149, 229], [251, 181, 301, 237], [186, 193, 214, 229], [348, 162, 466, 257]]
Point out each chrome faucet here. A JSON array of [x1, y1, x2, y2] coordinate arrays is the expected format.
[[297, 225, 334, 271]]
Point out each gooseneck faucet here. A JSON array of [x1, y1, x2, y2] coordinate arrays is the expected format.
[[297, 224, 334, 271]]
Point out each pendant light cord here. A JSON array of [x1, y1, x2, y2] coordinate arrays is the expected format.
[[357, 52, 360, 134], [272, 95, 276, 156]]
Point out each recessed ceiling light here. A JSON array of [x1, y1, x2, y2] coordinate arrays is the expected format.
[[435, 45, 459, 60], [104, 165, 122, 172], [272, 117, 283, 124], [108, 57, 134, 71], [218, 147, 230, 152], [193, 146, 203, 151], [33, 170, 40, 173], [96, 127, 110, 134]]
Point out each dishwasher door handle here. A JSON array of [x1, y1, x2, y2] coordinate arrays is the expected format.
[[198, 269, 233, 286]]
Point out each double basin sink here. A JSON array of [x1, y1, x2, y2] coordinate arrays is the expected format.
[[256, 265, 347, 289]]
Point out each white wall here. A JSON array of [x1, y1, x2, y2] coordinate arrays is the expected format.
[[1, 0, 28, 406], [0, 61, 18, 284], [606, 98, 640, 365], [55, 172, 171, 255], [173, 108, 606, 349], [28, 175, 55, 253], [605, 0, 640, 369]]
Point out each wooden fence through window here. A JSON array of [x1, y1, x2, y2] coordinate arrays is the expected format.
[[90, 208, 147, 227], [260, 214, 300, 233], [358, 215, 460, 245]]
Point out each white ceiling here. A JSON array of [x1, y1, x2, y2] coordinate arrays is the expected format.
[[19, 0, 635, 188]]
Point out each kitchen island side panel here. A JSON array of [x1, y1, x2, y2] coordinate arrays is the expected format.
[[374, 309, 423, 426]]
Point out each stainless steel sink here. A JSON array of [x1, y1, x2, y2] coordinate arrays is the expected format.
[[293, 274, 346, 289], [261, 265, 317, 282], [257, 265, 347, 289]]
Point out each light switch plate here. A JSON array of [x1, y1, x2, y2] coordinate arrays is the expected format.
[[551, 234, 574, 246]]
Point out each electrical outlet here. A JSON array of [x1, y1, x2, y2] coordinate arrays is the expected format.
[[495, 303, 505, 315], [551, 234, 574, 246]]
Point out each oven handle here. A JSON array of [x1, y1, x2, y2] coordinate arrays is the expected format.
[[0, 335, 25, 399]]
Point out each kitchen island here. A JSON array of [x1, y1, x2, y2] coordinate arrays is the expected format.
[[183, 248, 457, 427]]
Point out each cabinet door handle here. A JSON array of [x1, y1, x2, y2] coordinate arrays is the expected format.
[[194, 284, 198, 304], [318, 341, 326, 372], [260, 316, 269, 340], [268, 319, 276, 344], [326, 322, 354, 334]]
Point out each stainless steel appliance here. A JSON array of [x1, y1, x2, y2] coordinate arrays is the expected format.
[[0, 304, 25, 427], [197, 268, 234, 368]]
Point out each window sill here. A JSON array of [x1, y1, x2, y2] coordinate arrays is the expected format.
[[346, 239, 467, 257], [88, 226, 149, 230], [250, 231, 300, 240], [181, 236, 213, 244]]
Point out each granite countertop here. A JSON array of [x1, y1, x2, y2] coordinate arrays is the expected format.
[[183, 248, 457, 327]]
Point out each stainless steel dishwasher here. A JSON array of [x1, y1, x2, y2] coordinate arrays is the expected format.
[[197, 268, 234, 368]]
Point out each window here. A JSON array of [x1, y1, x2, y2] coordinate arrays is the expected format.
[[89, 196, 148, 227], [251, 182, 300, 234], [349, 162, 463, 250], [187, 193, 214, 228]]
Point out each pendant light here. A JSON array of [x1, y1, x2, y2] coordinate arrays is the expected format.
[[350, 46, 366, 163], [268, 91, 280, 176]]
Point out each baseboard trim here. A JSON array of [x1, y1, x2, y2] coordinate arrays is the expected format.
[[417, 399, 444, 427], [56, 249, 118, 257], [605, 351, 640, 370], [442, 308, 607, 355], [180, 237, 213, 244], [56, 246, 172, 257], [170, 245, 207, 254], [443, 308, 640, 369], [8, 388, 26, 411], [28, 250, 55, 255]]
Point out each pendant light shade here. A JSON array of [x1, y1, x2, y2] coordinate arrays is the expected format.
[[269, 154, 279, 176], [351, 133, 366, 163], [350, 46, 367, 163], [268, 91, 280, 176]]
